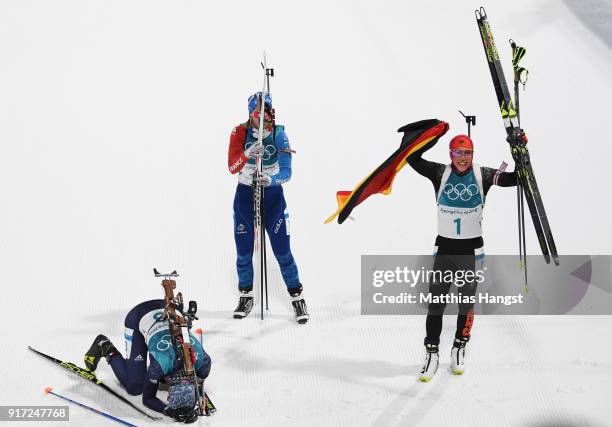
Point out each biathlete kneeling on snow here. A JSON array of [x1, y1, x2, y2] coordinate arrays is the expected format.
[[227, 92, 309, 324], [405, 131, 522, 380], [84, 299, 211, 423]]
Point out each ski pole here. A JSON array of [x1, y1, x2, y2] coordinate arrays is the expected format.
[[519, 185, 528, 292], [260, 177, 266, 318], [259, 185, 266, 320], [517, 184, 528, 290], [517, 184, 523, 264], [44, 387, 137, 427], [261, 187, 269, 311], [260, 192, 266, 319], [262, 58, 273, 313]]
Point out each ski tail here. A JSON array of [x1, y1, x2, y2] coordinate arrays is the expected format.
[[522, 165, 559, 264]]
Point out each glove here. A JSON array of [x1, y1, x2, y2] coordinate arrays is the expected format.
[[506, 128, 528, 144], [255, 173, 272, 187], [164, 406, 198, 424], [244, 142, 264, 159]]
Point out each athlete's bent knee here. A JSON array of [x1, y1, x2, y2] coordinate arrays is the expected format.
[[125, 383, 143, 396]]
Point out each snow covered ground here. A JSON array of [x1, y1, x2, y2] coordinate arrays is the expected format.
[[1, 0, 611, 425]]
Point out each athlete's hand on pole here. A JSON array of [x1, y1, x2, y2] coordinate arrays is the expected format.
[[245, 142, 264, 159], [255, 173, 272, 187], [506, 128, 528, 145]]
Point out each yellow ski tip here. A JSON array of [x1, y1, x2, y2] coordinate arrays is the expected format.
[[419, 376, 431, 382]]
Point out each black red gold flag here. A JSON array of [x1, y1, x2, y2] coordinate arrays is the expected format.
[[325, 119, 449, 224]]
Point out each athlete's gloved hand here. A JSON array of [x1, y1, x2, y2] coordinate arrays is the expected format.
[[506, 128, 528, 145], [515, 128, 528, 143], [164, 406, 198, 424], [244, 142, 264, 159], [254, 173, 272, 187]]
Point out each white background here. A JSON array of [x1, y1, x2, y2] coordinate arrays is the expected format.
[[1, 0, 611, 426]]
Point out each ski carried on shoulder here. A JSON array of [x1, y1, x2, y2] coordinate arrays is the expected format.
[[28, 346, 161, 421], [475, 7, 559, 265]]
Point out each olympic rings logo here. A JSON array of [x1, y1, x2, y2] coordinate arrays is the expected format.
[[245, 141, 277, 160], [443, 183, 479, 201], [156, 334, 172, 352]]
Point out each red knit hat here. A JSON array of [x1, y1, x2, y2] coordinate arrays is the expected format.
[[449, 135, 474, 151]]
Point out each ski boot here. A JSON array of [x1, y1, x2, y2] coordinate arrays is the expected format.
[[419, 344, 439, 382], [84, 334, 119, 372], [233, 289, 254, 319], [451, 337, 468, 375], [289, 288, 309, 324]]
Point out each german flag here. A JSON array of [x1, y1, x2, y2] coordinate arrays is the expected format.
[[325, 119, 449, 224]]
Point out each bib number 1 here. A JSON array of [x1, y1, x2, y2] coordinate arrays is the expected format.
[[454, 218, 461, 235]]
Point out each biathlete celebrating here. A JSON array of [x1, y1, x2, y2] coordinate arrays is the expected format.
[[405, 131, 522, 380]]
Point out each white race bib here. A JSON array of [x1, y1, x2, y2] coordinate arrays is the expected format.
[[436, 165, 484, 239], [438, 205, 483, 239]]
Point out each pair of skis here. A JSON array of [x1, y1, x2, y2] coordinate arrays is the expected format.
[[253, 53, 274, 320], [28, 346, 161, 421], [29, 344, 216, 422], [475, 7, 559, 270]]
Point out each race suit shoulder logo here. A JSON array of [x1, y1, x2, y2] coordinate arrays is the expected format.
[[237, 223, 247, 235]]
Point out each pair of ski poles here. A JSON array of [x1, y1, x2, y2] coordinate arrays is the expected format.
[[460, 100, 529, 292], [254, 53, 274, 320], [511, 39, 530, 292]]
